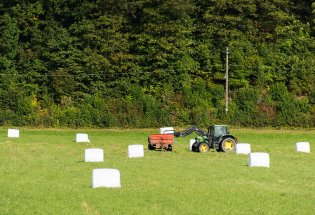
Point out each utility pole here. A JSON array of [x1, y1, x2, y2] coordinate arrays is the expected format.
[[225, 47, 229, 116]]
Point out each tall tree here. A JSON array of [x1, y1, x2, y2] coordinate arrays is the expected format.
[[132, 0, 198, 93]]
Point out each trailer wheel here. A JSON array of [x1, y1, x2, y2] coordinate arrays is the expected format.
[[220, 138, 236, 152], [198, 142, 210, 153], [166, 145, 172, 151], [148, 144, 155, 150]]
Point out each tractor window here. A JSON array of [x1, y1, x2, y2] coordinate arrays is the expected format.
[[213, 126, 227, 137]]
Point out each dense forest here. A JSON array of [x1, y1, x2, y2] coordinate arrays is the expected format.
[[0, 0, 315, 128]]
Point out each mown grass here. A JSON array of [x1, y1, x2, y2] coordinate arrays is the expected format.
[[0, 128, 314, 215]]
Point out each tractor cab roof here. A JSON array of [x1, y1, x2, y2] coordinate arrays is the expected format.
[[207, 125, 228, 129]]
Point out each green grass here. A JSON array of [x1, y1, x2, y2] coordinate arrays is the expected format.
[[0, 128, 315, 215]]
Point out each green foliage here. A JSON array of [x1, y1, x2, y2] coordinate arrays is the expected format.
[[266, 83, 311, 127], [0, 1, 315, 128], [228, 87, 260, 126]]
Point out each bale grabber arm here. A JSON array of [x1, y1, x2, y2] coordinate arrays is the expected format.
[[173, 126, 208, 138]]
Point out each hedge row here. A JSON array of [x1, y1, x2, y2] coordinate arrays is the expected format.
[[1, 83, 314, 128]]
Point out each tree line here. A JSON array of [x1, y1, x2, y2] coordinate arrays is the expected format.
[[0, 0, 315, 128]]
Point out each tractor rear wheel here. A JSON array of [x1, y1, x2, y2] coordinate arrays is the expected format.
[[220, 138, 236, 152], [198, 142, 210, 153]]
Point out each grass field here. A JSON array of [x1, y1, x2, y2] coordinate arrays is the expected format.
[[0, 128, 314, 215]]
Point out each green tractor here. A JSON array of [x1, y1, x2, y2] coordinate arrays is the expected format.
[[174, 125, 237, 153]]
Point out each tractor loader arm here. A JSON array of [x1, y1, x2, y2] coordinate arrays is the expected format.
[[174, 126, 208, 138]]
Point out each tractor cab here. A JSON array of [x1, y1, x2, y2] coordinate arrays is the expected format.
[[208, 125, 228, 138]]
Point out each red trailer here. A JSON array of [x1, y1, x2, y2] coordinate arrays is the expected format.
[[148, 134, 174, 151]]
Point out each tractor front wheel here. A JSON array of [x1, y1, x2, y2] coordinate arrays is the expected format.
[[220, 138, 236, 152], [198, 142, 210, 153], [191, 142, 198, 152]]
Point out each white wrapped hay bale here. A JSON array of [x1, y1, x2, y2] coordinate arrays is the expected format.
[[189, 139, 195, 151], [8, 128, 19, 138], [236, 143, 251, 154], [296, 142, 310, 153], [85, 148, 104, 162], [248, 152, 270, 168], [92, 168, 121, 188], [159, 127, 174, 134], [76, 133, 90, 143], [128, 144, 144, 158]]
